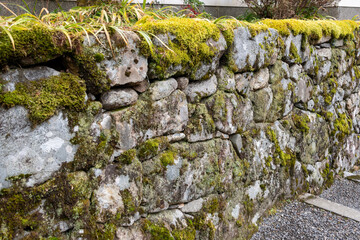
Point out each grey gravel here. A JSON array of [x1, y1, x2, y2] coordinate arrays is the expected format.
[[320, 178, 360, 211], [252, 201, 360, 240]]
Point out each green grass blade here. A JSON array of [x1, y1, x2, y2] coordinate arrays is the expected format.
[[0, 26, 16, 50]]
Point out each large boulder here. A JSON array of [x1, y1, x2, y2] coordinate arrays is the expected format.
[[111, 90, 188, 151], [0, 107, 76, 189], [230, 27, 279, 73]]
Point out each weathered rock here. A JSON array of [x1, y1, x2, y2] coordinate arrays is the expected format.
[[181, 198, 204, 213], [334, 134, 360, 172], [101, 88, 138, 110], [347, 93, 360, 133], [142, 139, 245, 212], [235, 72, 252, 95], [133, 79, 150, 93], [292, 110, 330, 165], [269, 60, 290, 84], [0, 107, 76, 189], [185, 103, 215, 142], [231, 27, 279, 72], [294, 75, 313, 104], [147, 33, 227, 81], [167, 133, 186, 143], [250, 68, 269, 91], [176, 77, 189, 90], [148, 78, 178, 101], [184, 75, 217, 102], [316, 48, 332, 61], [332, 39, 344, 47], [111, 90, 188, 150], [283, 34, 310, 64], [289, 64, 303, 82], [116, 226, 144, 240], [317, 60, 332, 83], [95, 182, 124, 220], [206, 92, 253, 134], [95, 32, 148, 87], [332, 49, 353, 77], [193, 34, 227, 80], [250, 87, 273, 123], [216, 66, 236, 92], [230, 134, 243, 155], [0, 66, 60, 92]]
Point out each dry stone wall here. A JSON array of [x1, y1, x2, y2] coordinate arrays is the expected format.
[[1, 19, 360, 239]]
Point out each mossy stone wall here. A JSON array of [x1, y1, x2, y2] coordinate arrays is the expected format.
[[1, 18, 360, 239]]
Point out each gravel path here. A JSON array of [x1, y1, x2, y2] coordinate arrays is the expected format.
[[251, 201, 360, 240], [320, 178, 360, 211]]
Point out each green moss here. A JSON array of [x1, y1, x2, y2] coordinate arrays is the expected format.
[[159, 150, 177, 168], [243, 195, 254, 215], [121, 189, 136, 214], [135, 17, 221, 80], [203, 198, 220, 215], [321, 163, 334, 188], [324, 111, 334, 121], [94, 52, 105, 62], [172, 225, 196, 240], [292, 114, 310, 134], [0, 73, 86, 126], [137, 137, 169, 161], [332, 113, 352, 142], [117, 149, 136, 165], [290, 42, 302, 64], [142, 220, 174, 240], [69, 48, 110, 95], [208, 91, 228, 122], [266, 127, 296, 168], [0, 23, 71, 69], [353, 65, 360, 79], [185, 103, 216, 136], [265, 156, 272, 167], [193, 212, 216, 240], [68, 102, 116, 171], [259, 19, 359, 41], [302, 164, 309, 177]]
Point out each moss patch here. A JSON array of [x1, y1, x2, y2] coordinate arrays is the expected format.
[[292, 113, 310, 134], [259, 19, 359, 41], [117, 149, 137, 165], [66, 48, 110, 95], [137, 137, 169, 161], [142, 219, 174, 240], [135, 17, 221, 79], [159, 150, 177, 168], [0, 73, 86, 126], [0, 23, 72, 69]]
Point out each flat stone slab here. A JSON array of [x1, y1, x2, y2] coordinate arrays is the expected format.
[[343, 172, 360, 183], [300, 193, 360, 222]]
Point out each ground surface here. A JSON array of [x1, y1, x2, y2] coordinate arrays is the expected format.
[[252, 176, 360, 240]]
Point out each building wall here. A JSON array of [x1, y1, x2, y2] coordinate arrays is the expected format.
[[0, 0, 359, 19]]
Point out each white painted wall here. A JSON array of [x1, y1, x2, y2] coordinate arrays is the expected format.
[[338, 0, 360, 7], [134, 0, 359, 7]]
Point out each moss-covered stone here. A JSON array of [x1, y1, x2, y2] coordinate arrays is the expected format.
[[292, 114, 310, 134], [159, 150, 177, 168], [0, 23, 72, 69], [65, 48, 110, 95], [137, 137, 169, 161], [135, 17, 221, 80], [117, 149, 137, 165], [0, 73, 86, 126]]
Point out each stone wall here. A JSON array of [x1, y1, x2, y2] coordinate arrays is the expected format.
[[1, 19, 360, 239]]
